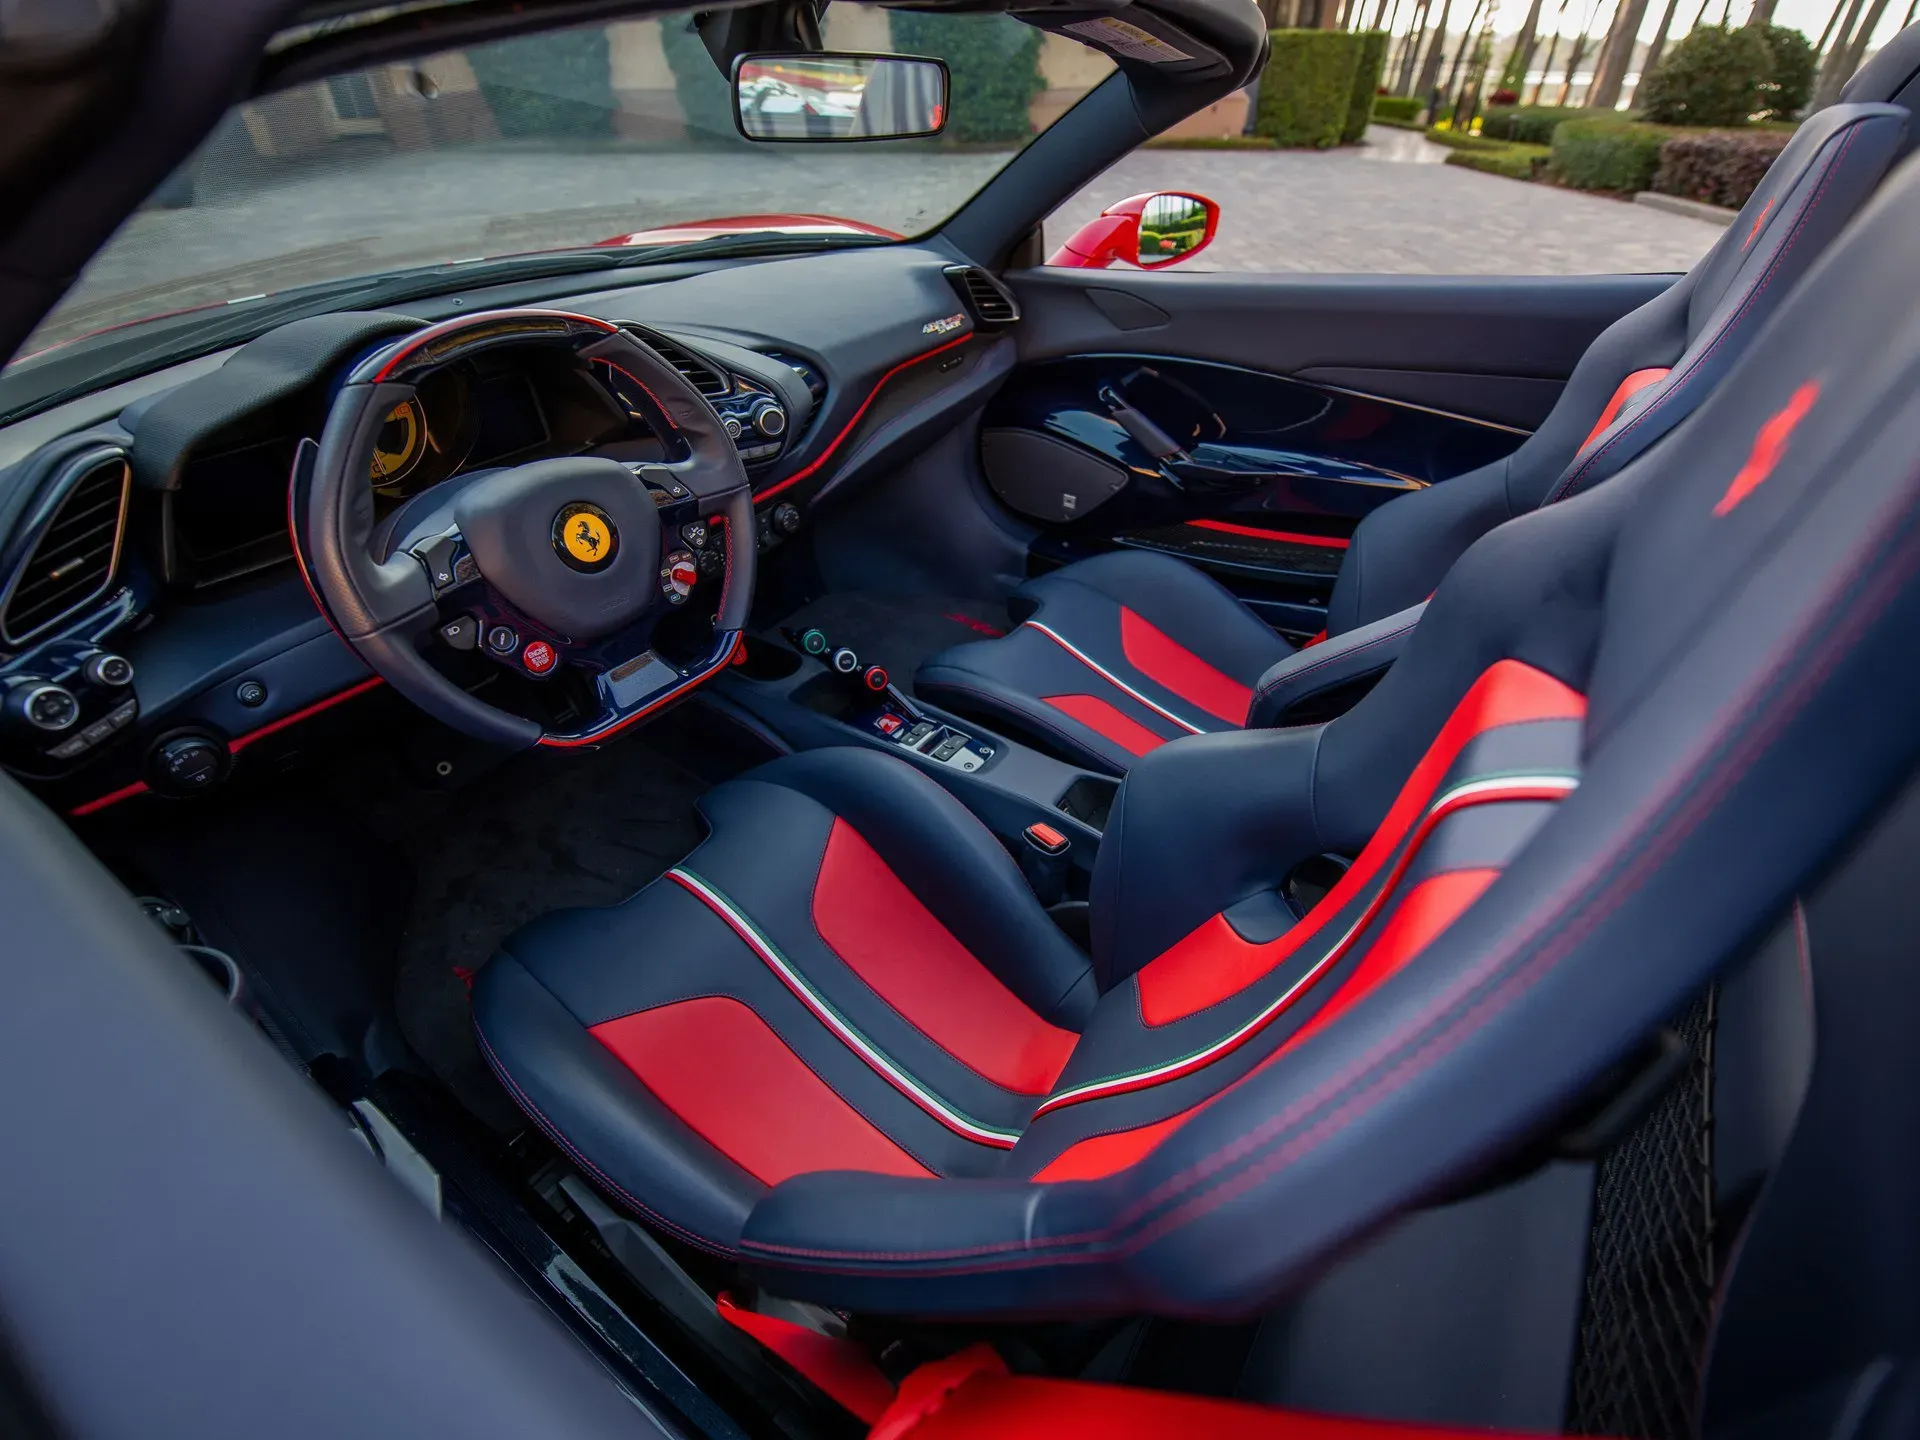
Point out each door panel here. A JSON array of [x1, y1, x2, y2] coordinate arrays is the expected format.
[[992, 266, 1673, 636]]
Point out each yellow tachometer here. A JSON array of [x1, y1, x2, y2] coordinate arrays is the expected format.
[[370, 398, 428, 489]]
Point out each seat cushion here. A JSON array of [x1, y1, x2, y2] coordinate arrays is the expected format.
[[472, 747, 1096, 1253], [917, 550, 1295, 773]]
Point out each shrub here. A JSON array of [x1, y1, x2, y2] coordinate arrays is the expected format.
[[1754, 23, 1816, 121], [1652, 128, 1792, 208], [1479, 103, 1586, 145], [888, 11, 1043, 142], [1343, 31, 1391, 142], [1550, 117, 1675, 192], [1254, 30, 1368, 147], [1372, 94, 1423, 124], [1446, 142, 1550, 180], [1425, 124, 1512, 151], [1639, 24, 1772, 126]]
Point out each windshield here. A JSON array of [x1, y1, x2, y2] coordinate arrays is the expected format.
[[17, 5, 1112, 361]]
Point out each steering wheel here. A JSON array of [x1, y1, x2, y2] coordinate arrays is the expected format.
[[291, 309, 755, 749]]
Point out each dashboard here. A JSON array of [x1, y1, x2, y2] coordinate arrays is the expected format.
[[0, 243, 1019, 816]]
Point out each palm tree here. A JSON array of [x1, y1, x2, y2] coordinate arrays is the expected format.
[[1815, 0, 1894, 105], [1529, 0, 1573, 101], [1629, 0, 1683, 104], [1498, 0, 1548, 91], [1588, 0, 1651, 108], [1440, 0, 1492, 110], [1414, 0, 1460, 104], [1555, 0, 1609, 104]]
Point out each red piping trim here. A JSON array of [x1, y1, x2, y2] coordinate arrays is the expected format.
[[229, 676, 385, 754], [1185, 518, 1350, 549], [754, 334, 973, 503], [69, 779, 150, 818], [1031, 776, 1577, 1118], [536, 633, 742, 748], [67, 676, 386, 817]]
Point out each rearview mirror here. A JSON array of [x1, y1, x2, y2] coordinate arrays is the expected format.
[[732, 53, 949, 143], [1047, 192, 1221, 270]]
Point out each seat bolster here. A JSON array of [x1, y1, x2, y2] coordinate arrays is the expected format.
[[735, 747, 1097, 1028], [1017, 549, 1296, 684], [739, 1170, 1132, 1317], [1250, 602, 1427, 728], [472, 953, 762, 1252], [1325, 461, 1517, 635], [1091, 725, 1325, 992]]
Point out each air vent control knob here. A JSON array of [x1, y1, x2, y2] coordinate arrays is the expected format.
[[751, 403, 787, 438], [82, 652, 134, 688], [6, 682, 79, 733]]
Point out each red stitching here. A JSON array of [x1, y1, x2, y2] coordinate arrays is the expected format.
[[740, 458, 1920, 1271]]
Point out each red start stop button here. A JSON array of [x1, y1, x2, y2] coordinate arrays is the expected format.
[[523, 640, 557, 674]]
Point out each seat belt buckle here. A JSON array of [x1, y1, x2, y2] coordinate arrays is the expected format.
[[1018, 822, 1072, 905]]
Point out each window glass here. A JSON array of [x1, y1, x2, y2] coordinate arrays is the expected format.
[[22, 7, 1113, 357]]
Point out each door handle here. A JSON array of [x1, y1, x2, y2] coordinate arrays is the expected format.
[[1099, 384, 1188, 463]]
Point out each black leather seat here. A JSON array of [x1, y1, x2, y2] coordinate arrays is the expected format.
[[916, 101, 1908, 774], [475, 153, 1920, 1321]]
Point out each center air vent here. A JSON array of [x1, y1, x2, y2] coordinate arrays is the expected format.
[[0, 452, 129, 645], [765, 351, 826, 404], [624, 326, 729, 398], [945, 266, 1020, 327]]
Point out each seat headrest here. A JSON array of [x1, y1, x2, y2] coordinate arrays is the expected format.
[[1841, 20, 1920, 117]]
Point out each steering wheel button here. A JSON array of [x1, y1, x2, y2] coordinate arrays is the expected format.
[[522, 640, 558, 675], [487, 625, 519, 655], [439, 616, 478, 651]]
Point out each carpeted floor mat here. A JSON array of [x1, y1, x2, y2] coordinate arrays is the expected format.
[[778, 591, 1010, 694], [378, 738, 710, 1130]]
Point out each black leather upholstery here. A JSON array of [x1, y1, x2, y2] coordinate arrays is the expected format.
[[477, 153, 1920, 1321], [916, 103, 1907, 773]]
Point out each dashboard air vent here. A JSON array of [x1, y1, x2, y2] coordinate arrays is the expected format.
[[626, 327, 729, 398], [1, 453, 130, 645], [945, 266, 1020, 327], [766, 351, 826, 404]]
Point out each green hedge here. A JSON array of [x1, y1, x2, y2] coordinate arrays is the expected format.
[[468, 28, 615, 138], [1446, 142, 1551, 180], [1550, 118, 1675, 193], [1372, 94, 1422, 124], [1478, 104, 1586, 145], [1254, 30, 1368, 148], [889, 11, 1043, 142], [1423, 125, 1510, 151], [1343, 31, 1390, 142]]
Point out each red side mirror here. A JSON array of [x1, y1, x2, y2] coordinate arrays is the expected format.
[[1047, 191, 1220, 270]]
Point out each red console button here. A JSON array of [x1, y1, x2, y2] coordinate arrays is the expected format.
[[877, 712, 904, 736], [523, 640, 557, 675]]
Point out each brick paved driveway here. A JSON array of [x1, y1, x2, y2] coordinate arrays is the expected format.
[[1051, 126, 1723, 276], [31, 124, 1720, 350]]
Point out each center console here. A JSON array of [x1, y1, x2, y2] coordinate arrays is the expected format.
[[712, 628, 1122, 886]]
